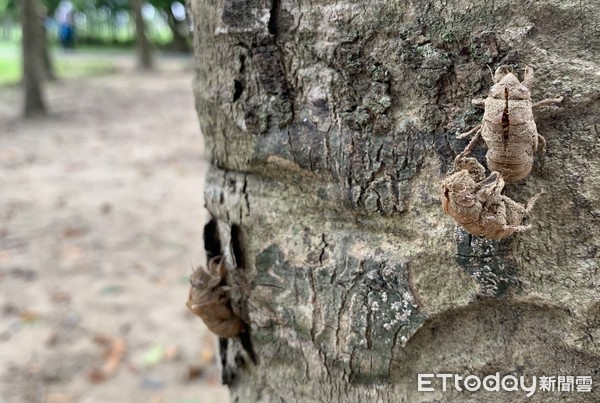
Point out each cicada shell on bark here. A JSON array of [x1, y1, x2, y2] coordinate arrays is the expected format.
[[441, 153, 542, 240], [187, 256, 244, 338], [459, 66, 562, 183]]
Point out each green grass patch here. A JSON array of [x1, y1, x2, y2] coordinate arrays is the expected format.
[[0, 55, 116, 85], [56, 58, 117, 79], [0, 40, 119, 85], [0, 56, 20, 84]]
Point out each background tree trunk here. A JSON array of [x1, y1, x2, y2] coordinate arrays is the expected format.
[[40, 23, 56, 81], [190, 0, 600, 401], [22, 0, 46, 117], [133, 0, 153, 69]]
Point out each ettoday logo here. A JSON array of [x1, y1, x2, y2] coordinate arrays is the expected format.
[[418, 373, 593, 397]]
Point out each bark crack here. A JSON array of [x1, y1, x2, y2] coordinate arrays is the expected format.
[[242, 174, 250, 216], [318, 233, 328, 266], [308, 147, 315, 171], [335, 289, 349, 355], [335, 258, 351, 354], [387, 324, 406, 376], [406, 263, 423, 313], [364, 295, 373, 349], [268, 0, 281, 36], [309, 266, 319, 343], [287, 128, 299, 164]]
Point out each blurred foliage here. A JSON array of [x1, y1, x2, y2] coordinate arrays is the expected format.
[[0, 0, 14, 15], [0, 0, 9, 15], [0, 0, 190, 50], [0, 57, 19, 84]]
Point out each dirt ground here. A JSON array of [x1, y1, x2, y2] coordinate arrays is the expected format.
[[0, 58, 230, 402]]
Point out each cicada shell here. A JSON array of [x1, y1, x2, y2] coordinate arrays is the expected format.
[[187, 256, 244, 338], [441, 155, 542, 240], [458, 65, 562, 183]]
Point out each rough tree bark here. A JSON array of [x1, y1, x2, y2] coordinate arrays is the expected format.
[[190, 0, 600, 401], [22, 0, 47, 117], [133, 0, 153, 69]]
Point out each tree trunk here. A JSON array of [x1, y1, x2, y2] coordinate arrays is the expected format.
[[40, 23, 56, 81], [190, 0, 600, 401], [133, 0, 153, 69], [21, 0, 46, 117]]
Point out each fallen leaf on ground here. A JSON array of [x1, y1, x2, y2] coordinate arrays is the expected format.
[[19, 310, 41, 322], [92, 333, 112, 346], [164, 345, 178, 361], [143, 344, 165, 367], [63, 226, 88, 238], [59, 245, 85, 262], [0, 250, 10, 264], [199, 337, 215, 365], [132, 262, 147, 274], [46, 329, 59, 346], [0, 148, 18, 161], [185, 366, 204, 382], [88, 336, 126, 383], [50, 291, 71, 304], [44, 392, 72, 403]]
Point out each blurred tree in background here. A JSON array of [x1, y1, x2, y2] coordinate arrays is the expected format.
[[21, 0, 47, 116], [132, 0, 151, 68]]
